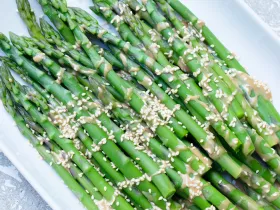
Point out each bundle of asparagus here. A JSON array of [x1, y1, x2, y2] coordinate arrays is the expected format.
[[0, 0, 279, 209]]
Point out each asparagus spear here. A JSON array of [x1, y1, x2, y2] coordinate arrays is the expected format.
[[237, 155, 276, 184], [46, 141, 104, 201], [42, 2, 280, 206], [116, 2, 253, 154], [20, 35, 95, 75], [14, 104, 105, 203], [0, 68, 105, 210], [92, 2, 249, 154], [1, 33, 181, 208], [2, 57, 154, 209], [79, 73, 241, 210], [37, 0, 75, 44], [104, 0, 211, 106], [108, 0, 187, 70], [39, 19, 95, 69], [206, 170, 262, 210], [162, 0, 239, 73], [154, 0, 279, 146], [245, 187, 276, 210], [16, 0, 45, 40], [89, 3, 200, 139], [16, 0, 96, 69], [91, 1, 234, 139], [60, 2, 255, 179], [118, 0, 244, 121], [166, 0, 280, 127], [23, 3, 235, 208], [110, 41, 279, 185], [72, 4, 256, 156], [0, 34, 170, 209], [130, 0, 256, 155], [246, 126, 280, 176], [41, 17, 124, 70], [238, 163, 280, 208], [84, 74, 213, 209], [72, 4, 248, 157], [17, 13, 213, 171], [39, 1, 213, 177], [18, 32, 189, 140], [107, 45, 247, 175], [4, 1, 278, 208], [9, 31, 182, 200]]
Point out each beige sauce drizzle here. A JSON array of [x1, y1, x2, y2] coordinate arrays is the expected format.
[[232, 70, 272, 105], [217, 199, 231, 210], [138, 76, 153, 87], [103, 62, 112, 78], [156, 22, 170, 32], [33, 52, 46, 63], [94, 199, 113, 210]]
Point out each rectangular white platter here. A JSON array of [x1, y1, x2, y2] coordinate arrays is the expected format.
[[0, 0, 279, 210]]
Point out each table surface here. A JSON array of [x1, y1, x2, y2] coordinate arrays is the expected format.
[[0, 0, 280, 209]]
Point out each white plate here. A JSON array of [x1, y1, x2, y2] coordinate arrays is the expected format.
[[0, 0, 279, 210]]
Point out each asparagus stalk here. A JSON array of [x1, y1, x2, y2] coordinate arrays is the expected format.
[[5, 0, 280, 208], [109, 0, 187, 70], [121, 0, 244, 121], [2, 57, 154, 209], [72, 4, 256, 156], [92, 45, 124, 70], [73, 4, 248, 156], [107, 46, 247, 175], [92, 2, 247, 153], [45, 141, 104, 201], [1, 65, 224, 209], [246, 126, 280, 176], [245, 187, 276, 210], [41, 2, 214, 177], [162, 0, 239, 73], [237, 155, 276, 184], [238, 163, 280, 208], [17, 0, 94, 68], [154, 0, 279, 146], [89, 3, 198, 139], [16, 0, 45, 40], [37, 3, 280, 207], [121, 0, 154, 29], [206, 170, 262, 210], [111, 42, 278, 185], [104, 0, 210, 106], [39, 18, 95, 69], [133, 0, 256, 155], [15, 106, 105, 203], [121, 1, 252, 150], [38, 16, 125, 89], [0, 34, 165, 209], [37, 0, 75, 44], [32, 6, 236, 208], [91, 1, 218, 137], [1, 33, 179, 208], [33, 27, 189, 140], [20, 35, 95, 75], [80, 73, 209, 167], [68, 4, 249, 179], [79, 73, 241, 210], [9, 32, 180, 200], [40, 17, 124, 70], [166, 0, 280, 126], [91, 0, 206, 103], [83, 74, 213, 209], [0, 68, 100, 210]]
